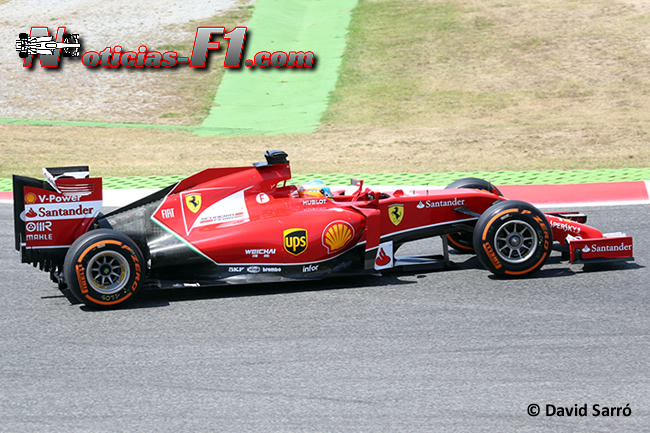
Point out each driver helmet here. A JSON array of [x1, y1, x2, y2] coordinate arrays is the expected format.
[[298, 180, 333, 199]]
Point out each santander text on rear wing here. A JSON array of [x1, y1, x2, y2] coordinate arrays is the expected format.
[[13, 167, 102, 272]]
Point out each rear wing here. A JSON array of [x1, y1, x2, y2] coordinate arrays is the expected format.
[[13, 167, 102, 272]]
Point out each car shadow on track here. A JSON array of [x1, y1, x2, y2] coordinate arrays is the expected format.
[[108, 253, 494, 310], [74, 253, 642, 311], [77, 273, 419, 311], [449, 251, 643, 280]]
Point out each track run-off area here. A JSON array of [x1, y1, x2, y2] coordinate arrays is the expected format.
[[0, 198, 648, 432], [1, 165, 649, 433]]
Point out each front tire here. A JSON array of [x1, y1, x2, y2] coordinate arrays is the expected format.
[[445, 177, 502, 253], [473, 200, 552, 277], [63, 229, 145, 309]]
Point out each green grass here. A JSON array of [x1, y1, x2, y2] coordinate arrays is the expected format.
[[323, 0, 650, 135], [1, 0, 649, 179], [323, 1, 512, 126], [129, 1, 257, 125]]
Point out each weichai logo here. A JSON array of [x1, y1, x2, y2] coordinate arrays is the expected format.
[[284, 228, 308, 256]]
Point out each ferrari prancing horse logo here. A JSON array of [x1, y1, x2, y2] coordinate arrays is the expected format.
[[185, 194, 202, 214], [388, 204, 404, 226]]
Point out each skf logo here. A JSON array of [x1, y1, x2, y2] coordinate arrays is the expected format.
[[185, 194, 202, 214], [322, 221, 354, 254], [388, 204, 404, 226], [284, 228, 308, 256]]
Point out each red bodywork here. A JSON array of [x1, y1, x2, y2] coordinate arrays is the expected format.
[[13, 152, 634, 290], [148, 162, 497, 268]]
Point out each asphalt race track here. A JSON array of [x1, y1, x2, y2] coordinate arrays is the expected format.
[[1, 203, 648, 432]]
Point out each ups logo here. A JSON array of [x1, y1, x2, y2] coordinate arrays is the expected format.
[[284, 228, 308, 256]]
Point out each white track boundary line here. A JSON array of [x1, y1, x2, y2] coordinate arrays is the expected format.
[[2, 184, 649, 207]]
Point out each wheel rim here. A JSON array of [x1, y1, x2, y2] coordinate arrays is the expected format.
[[494, 220, 538, 264], [86, 251, 130, 294]]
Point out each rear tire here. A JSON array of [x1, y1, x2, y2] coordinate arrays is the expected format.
[[473, 200, 552, 277], [445, 178, 502, 253], [63, 229, 145, 309]]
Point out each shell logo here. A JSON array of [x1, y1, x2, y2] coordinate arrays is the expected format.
[[322, 221, 355, 254], [25, 192, 37, 204]]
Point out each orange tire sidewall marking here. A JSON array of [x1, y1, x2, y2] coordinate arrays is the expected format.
[[75, 241, 125, 293], [504, 251, 549, 276], [76, 240, 124, 265], [85, 292, 133, 306], [504, 220, 551, 275], [75, 240, 133, 305], [447, 234, 473, 251], [481, 208, 518, 241]]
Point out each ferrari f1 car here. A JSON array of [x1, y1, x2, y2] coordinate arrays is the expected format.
[[15, 32, 80, 58], [13, 150, 634, 309]]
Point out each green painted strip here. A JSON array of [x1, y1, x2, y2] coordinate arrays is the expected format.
[[291, 168, 650, 186], [197, 0, 359, 136], [0, 0, 358, 136], [2, 168, 648, 192], [0, 117, 195, 130]]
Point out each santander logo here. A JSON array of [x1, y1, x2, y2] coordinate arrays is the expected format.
[[374, 241, 394, 270], [583, 242, 632, 253], [375, 248, 390, 267]]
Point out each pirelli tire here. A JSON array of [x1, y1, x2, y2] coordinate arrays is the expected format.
[[445, 177, 503, 254], [63, 229, 145, 309], [473, 200, 552, 278]]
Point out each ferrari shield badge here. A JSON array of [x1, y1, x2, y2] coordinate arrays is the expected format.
[[388, 204, 404, 226], [185, 194, 202, 214]]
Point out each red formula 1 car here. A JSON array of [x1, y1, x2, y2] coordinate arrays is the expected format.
[[13, 150, 634, 309]]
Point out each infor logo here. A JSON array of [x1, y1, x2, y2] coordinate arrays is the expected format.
[[284, 228, 308, 256]]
